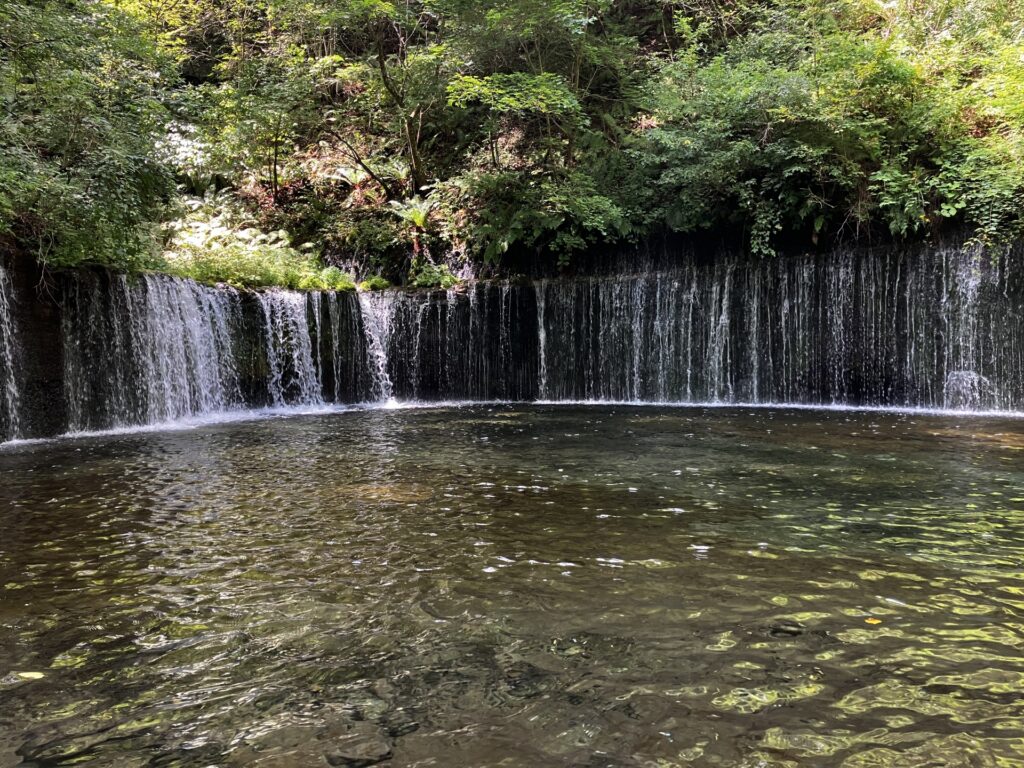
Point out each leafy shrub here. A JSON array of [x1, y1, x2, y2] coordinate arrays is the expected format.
[[8, 0, 1024, 276], [162, 190, 355, 290], [639, 5, 1024, 253], [409, 262, 459, 290], [329, 214, 406, 275], [359, 276, 392, 292], [441, 170, 628, 265]]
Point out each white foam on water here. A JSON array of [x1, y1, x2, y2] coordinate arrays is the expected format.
[[6, 398, 1021, 450], [1, 404, 350, 447], [533, 399, 1024, 419]]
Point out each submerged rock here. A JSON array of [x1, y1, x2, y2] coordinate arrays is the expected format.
[[768, 621, 806, 638]]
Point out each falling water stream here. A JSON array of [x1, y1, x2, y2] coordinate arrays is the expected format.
[[0, 265, 20, 441], [357, 291, 398, 404], [532, 248, 1023, 409], [254, 290, 323, 407], [61, 274, 245, 432]]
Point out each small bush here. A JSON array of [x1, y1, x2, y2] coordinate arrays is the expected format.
[[319, 266, 356, 291], [162, 190, 355, 291], [359, 275, 392, 292], [409, 262, 459, 290]]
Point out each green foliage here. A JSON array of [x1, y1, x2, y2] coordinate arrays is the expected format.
[[4, 0, 1024, 281], [194, 52, 324, 197], [332, 215, 406, 269], [439, 169, 627, 264], [0, 0, 174, 269], [389, 197, 435, 231], [162, 191, 355, 290], [447, 73, 583, 119], [409, 262, 459, 289], [359, 275, 392, 291], [637, 0, 1024, 252]]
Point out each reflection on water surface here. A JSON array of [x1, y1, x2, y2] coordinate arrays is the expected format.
[[1, 406, 1023, 766]]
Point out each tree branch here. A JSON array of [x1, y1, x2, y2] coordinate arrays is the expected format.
[[326, 129, 396, 199]]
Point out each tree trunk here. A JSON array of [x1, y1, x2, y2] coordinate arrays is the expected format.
[[404, 111, 427, 194], [375, 31, 427, 196]]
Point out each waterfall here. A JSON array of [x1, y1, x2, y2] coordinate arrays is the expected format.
[[940, 249, 990, 409], [321, 291, 372, 403], [254, 291, 323, 407], [532, 245, 1024, 410], [0, 264, 20, 440], [366, 283, 537, 402], [59, 275, 333, 434], [309, 291, 324, 392], [62, 273, 243, 431], [3, 241, 1023, 438], [138, 275, 242, 422], [536, 280, 548, 399], [357, 292, 397, 402]]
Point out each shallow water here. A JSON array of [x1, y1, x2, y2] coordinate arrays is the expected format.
[[1, 406, 1023, 767]]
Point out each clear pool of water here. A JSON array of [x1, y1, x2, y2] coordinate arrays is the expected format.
[[1, 405, 1023, 766]]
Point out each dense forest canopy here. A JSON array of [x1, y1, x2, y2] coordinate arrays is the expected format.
[[1, 0, 1022, 287]]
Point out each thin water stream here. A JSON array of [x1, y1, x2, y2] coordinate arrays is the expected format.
[[0, 265, 19, 441], [2, 405, 1023, 766]]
